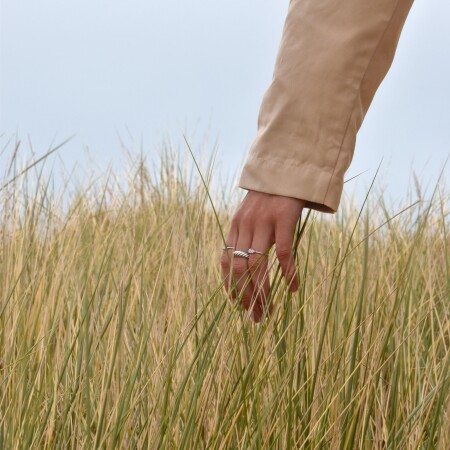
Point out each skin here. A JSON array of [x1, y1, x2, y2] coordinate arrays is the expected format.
[[220, 190, 305, 323]]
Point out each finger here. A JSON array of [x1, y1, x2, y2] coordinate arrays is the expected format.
[[249, 255, 270, 322], [247, 234, 273, 322], [275, 221, 299, 292], [220, 221, 238, 293], [231, 231, 254, 312]]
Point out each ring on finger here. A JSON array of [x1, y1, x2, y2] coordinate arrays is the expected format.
[[248, 248, 267, 255], [233, 250, 250, 259]]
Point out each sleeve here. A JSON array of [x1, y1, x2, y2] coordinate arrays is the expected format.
[[238, 0, 414, 213]]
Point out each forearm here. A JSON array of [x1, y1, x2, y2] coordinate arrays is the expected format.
[[239, 0, 414, 213]]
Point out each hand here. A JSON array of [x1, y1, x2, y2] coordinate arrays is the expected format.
[[220, 190, 305, 323]]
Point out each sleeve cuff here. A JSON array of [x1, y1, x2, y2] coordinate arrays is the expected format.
[[238, 153, 343, 214]]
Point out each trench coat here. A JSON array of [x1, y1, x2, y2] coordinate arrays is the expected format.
[[238, 0, 414, 213]]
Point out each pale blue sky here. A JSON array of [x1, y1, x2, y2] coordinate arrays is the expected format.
[[1, 0, 449, 207]]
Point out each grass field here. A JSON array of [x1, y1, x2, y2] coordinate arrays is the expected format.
[[1, 142, 449, 449]]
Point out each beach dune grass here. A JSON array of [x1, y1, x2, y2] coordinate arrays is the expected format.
[[0, 141, 449, 449]]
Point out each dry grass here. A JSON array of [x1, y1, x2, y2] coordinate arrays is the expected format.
[[0, 140, 449, 449]]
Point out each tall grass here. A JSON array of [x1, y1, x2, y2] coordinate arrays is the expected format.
[[0, 141, 449, 449]]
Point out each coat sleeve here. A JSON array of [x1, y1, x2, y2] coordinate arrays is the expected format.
[[238, 0, 414, 213]]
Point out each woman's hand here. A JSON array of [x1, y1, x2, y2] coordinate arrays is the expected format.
[[220, 190, 305, 323]]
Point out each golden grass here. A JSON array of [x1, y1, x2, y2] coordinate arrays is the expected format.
[[0, 141, 449, 449]]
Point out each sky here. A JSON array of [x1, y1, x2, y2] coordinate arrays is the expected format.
[[1, 0, 449, 209]]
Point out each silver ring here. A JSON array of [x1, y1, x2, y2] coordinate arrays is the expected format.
[[222, 246, 235, 251], [233, 250, 249, 259], [248, 248, 265, 255]]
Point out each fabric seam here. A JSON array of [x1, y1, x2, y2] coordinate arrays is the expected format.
[[245, 151, 334, 173], [321, 0, 402, 205]]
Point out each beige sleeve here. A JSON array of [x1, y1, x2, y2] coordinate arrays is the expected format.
[[238, 0, 414, 213]]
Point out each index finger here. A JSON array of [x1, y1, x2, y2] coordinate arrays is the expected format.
[[220, 223, 238, 293]]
